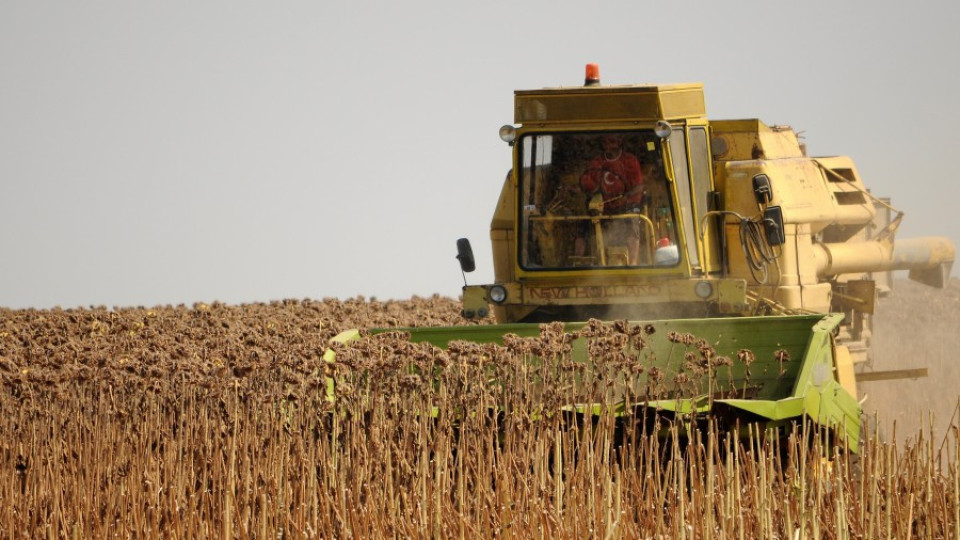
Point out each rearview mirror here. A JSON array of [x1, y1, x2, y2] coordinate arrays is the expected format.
[[456, 238, 476, 273], [762, 206, 785, 246], [752, 174, 773, 205]]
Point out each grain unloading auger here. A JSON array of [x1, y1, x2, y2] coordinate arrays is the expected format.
[[329, 65, 954, 451]]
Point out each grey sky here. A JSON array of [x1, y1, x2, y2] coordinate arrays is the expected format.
[[2, 2, 958, 309]]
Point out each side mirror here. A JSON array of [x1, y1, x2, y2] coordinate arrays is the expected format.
[[752, 174, 773, 205], [761, 206, 785, 246], [456, 238, 476, 273]]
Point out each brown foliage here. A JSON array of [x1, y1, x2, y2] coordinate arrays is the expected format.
[[0, 291, 957, 538]]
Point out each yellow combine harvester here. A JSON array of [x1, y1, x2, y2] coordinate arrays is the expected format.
[[337, 66, 955, 450]]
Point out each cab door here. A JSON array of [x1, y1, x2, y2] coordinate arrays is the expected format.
[[665, 123, 720, 274]]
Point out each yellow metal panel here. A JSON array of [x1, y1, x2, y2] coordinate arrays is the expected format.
[[491, 171, 516, 286], [461, 286, 488, 319], [491, 230, 514, 285], [491, 173, 515, 231], [774, 285, 803, 310], [834, 345, 858, 398], [514, 84, 705, 125], [659, 88, 707, 120], [515, 277, 742, 307], [794, 224, 820, 286], [717, 279, 748, 313], [710, 119, 804, 160], [800, 282, 832, 313], [721, 160, 876, 234]]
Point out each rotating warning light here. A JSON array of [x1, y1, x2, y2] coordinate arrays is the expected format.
[[584, 63, 600, 86]]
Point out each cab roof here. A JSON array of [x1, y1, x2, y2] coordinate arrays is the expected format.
[[514, 83, 706, 125]]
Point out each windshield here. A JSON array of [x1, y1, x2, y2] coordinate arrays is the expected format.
[[518, 130, 680, 270]]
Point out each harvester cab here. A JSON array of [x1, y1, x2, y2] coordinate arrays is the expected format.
[[461, 67, 757, 325]]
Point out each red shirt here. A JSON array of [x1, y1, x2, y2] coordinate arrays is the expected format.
[[579, 151, 643, 213]]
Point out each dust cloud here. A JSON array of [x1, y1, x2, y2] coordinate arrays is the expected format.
[[863, 278, 960, 444]]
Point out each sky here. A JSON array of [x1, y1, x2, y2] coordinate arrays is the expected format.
[[1, 1, 958, 309]]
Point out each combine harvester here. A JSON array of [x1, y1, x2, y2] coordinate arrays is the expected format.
[[331, 65, 954, 451]]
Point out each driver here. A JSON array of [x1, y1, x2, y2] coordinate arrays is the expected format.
[[575, 134, 644, 264], [579, 134, 643, 213]]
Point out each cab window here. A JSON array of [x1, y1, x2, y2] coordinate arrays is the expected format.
[[517, 131, 680, 270]]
